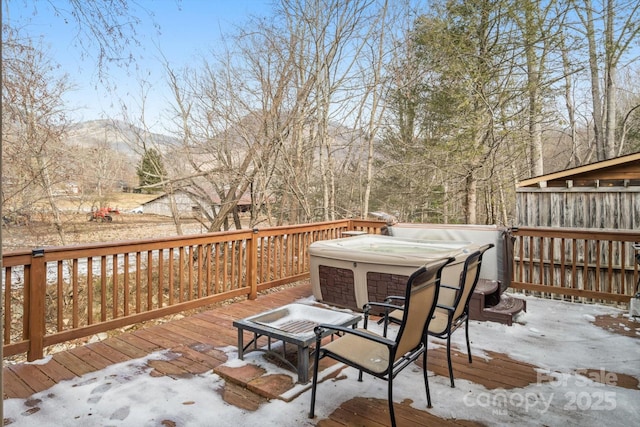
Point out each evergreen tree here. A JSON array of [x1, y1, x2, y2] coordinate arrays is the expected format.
[[136, 148, 166, 192]]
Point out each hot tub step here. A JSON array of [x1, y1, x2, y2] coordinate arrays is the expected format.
[[470, 293, 527, 326], [473, 279, 501, 307]]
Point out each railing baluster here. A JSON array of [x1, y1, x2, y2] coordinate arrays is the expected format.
[[560, 238, 566, 293], [178, 247, 185, 302], [620, 243, 626, 297], [147, 250, 154, 309], [570, 239, 577, 298], [595, 240, 601, 294], [135, 252, 142, 313], [214, 242, 220, 294], [187, 246, 194, 300], [113, 254, 119, 319], [72, 259, 79, 328], [124, 253, 130, 316], [168, 248, 174, 304], [87, 257, 93, 325], [206, 244, 212, 296], [57, 261, 63, 331], [4, 267, 11, 344], [231, 241, 237, 290], [101, 255, 107, 322], [158, 249, 164, 308], [539, 236, 545, 294]]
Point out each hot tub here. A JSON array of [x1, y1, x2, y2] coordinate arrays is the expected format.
[[310, 235, 477, 311]]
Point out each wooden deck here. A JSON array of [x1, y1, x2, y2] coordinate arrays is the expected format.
[[3, 281, 638, 426]]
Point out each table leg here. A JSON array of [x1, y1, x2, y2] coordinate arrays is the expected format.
[[237, 328, 244, 360], [298, 345, 310, 384]]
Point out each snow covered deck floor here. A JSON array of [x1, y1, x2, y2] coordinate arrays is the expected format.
[[3, 281, 639, 426]]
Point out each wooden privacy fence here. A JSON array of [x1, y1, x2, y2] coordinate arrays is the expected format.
[[511, 227, 640, 303], [2, 220, 384, 361], [3, 222, 639, 362]]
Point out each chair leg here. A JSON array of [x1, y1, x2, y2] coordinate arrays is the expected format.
[[446, 335, 455, 388], [387, 378, 396, 427], [465, 317, 472, 364], [422, 348, 432, 408], [309, 347, 322, 418]]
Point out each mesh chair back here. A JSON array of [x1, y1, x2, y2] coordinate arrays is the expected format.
[[452, 243, 493, 320], [452, 252, 481, 320], [437, 253, 468, 307], [394, 258, 449, 360]]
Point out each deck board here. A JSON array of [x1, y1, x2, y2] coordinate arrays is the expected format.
[[6, 364, 57, 394], [426, 346, 539, 389], [134, 326, 198, 349], [85, 341, 133, 365], [2, 368, 34, 399], [161, 320, 227, 349], [67, 345, 116, 371], [111, 333, 163, 356], [50, 351, 99, 377], [30, 358, 77, 384]]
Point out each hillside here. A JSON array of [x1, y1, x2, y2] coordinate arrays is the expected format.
[[65, 119, 178, 158]]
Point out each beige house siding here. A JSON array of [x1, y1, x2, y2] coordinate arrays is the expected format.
[[143, 192, 215, 218]]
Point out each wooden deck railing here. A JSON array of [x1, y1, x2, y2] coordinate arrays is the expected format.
[[2, 219, 384, 361], [511, 227, 640, 303], [3, 221, 639, 362]]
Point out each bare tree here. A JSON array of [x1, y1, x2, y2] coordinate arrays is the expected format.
[[514, 0, 563, 177], [572, 0, 640, 160], [30, 0, 156, 79], [2, 27, 73, 243], [158, 19, 305, 232]]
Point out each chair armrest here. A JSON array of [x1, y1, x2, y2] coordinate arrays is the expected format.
[[314, 324, 395, 347], [363, 301, 405, 327], [364, 301, 404, 327], [364, 301, 405, 312], [383, 295, 406, 304], [436, 303, 455, 312], [441, 284, 462, 291]]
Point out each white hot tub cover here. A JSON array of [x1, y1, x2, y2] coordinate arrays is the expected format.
[[309, 234, 475, 266]]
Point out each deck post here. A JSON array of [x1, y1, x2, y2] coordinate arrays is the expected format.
[[247, 228, 259, 300], [27, 248, 46, 361]]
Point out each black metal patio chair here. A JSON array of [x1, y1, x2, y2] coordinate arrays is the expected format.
[[378, 243, 494, 388], [308, 257, 453, 427]]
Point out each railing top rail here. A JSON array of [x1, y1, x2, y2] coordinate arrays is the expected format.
[[253, 219, 353, 237], [511, 226, 640, 241], [38, 231, 257, 262], [2, 252, 34, 267], [2, 219, 388, 263]]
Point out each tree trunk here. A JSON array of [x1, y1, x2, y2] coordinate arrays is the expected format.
[[581, 0, 605, 160], [604, 0, 616, 159], [523, 0, 544, 176], [465, 172, 477, 224]]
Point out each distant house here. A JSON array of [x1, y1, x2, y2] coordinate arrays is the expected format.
[[141, 189, 255, 218], [516, 152, 640, 229]]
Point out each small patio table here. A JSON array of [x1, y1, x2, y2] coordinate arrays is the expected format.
[[233, 303, 361, 384]]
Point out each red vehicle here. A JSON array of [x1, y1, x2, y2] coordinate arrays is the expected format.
[[88, 207, 120, 222]]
